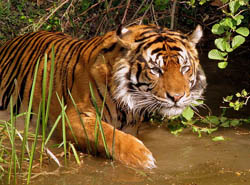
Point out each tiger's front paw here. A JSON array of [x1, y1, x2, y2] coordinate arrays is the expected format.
[[114, 132, 156, 169]]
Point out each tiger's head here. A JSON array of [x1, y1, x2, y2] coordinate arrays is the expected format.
[[111, 25, 206, 118]]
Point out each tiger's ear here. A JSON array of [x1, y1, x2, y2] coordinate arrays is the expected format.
[[188, 25, 203, 45], [116, 25, 138, 50]]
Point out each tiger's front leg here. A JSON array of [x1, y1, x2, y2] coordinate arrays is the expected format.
[[62, 107, 156, 169]]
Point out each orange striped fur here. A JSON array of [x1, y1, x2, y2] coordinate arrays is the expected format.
[[0, 25, 206, 168]]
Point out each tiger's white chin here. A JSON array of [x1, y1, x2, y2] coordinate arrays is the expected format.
[[159, 106, 186, 118]]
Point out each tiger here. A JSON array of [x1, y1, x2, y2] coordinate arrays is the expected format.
[[0, 24, 206, 169]]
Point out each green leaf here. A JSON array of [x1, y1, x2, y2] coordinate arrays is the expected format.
[[220, 116, 227, 122], [199, 0, 207, 5], [214, 38, 231, 52], [239, 0, 248, 5], [207, 116, 220, 125], [224, 95, 233, 102], [234, 15, 244, 25], [221, 120, 230, 127], [220, 17, 237, 30], [232, 35, 245, 49], [212, 24, 225, 35], [182, 107, 194, 121], [241, 89, 248, 96], [208, 49, 227, 60], [154, 0, 170, 10], [229, 102, 235, 107], [192, 100, 204, 106], [215, 38, 225, 51], [189, 0, 195, 6], [236, 27, 250, 37], [230, 119, 240, 127], [236, 92, 241, 97], [229, 0, 240, 14], [170, 127, 183, 135], [212, 136, 225, 141], [218, 62, 228, 69], [81, 0, 91, 11]]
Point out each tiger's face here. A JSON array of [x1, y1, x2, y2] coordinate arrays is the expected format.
[[112, 25, 206, 118]]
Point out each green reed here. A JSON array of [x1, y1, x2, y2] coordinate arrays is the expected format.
[[27, 103, 41, 185], [68, 90, 92, 154], [7, 97, 17, 185], [89, 82, 110, 159], [40, 46, 55, 165], [20, 58, 40, 169]]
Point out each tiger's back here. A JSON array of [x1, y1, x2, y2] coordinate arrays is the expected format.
[[0, 31, 113, 118]]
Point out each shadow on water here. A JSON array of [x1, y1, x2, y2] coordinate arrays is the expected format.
[[0, 52, 250, 185]]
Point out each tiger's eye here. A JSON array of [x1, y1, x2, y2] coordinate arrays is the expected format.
[[150, 67, 162, 75], [181, 66, 190, 74]]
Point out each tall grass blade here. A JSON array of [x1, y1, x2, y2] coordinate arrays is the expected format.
[[112, 125, 116, 160], [20, 58, 40, 169], [7, 97, 17, 184], [69, 143, 81, 165], [45, 46, 55, 126], [68, 90, 92, 153], [44, 112, 63, 146], [27, 103, 41, 185], [40, 53, 48, 165], [89, 83, 110, 158], [41, 46, 55, 165], [56, 93, 68, 165]]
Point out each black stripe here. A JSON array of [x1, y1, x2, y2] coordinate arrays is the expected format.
[[60, 40, 80, 102], [143, 37, 165, 50], [80, 37, 100, 57], [135, 34, 158, 42], [164, 36, 177, 43], [64, 43, 82, 100], [0, 32, 40, 81], [151, 48, 163, 55], [86, 37, 104, 63], [14, 34, 54, 113], [102, 43, 116, 53], [90, 80, 112, 122], [136, 55, 147, 63], [0, 32, 33, 61], [70, 40, 90, 91], [54, 39, 76, 88], [1, 33, 45, 109], [139, 30, 157, 37], [169, 45, 183, 51], [2, 33, 45, 85], [39, 36, 66, 96], [135, 42, 146, 54], [136, 63, 142, 81]]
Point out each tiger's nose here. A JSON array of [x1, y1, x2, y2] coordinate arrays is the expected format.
[[166, 93, 184, 102]]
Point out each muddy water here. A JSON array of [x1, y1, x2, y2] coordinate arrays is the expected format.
[[1, 54, 250, 185], [22, 126, 250, 185]]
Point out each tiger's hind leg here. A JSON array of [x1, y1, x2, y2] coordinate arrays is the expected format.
[[60, 107, 156, 169]]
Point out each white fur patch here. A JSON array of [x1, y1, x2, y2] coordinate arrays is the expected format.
[[158, 56, 164, 67], [145, 153, 157, 169], [121, 28, 129, 34], [113, 60, 135, 110]]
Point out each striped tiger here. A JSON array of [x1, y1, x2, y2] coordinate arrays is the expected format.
[[0, 24, 206, 168]]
